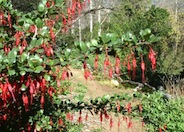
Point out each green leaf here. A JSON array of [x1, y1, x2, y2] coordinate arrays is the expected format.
[[80, 41, 87, 52], [36, 124, 41, 131], [29, 54, 43, 67], [20, 71, 26, 76], [55, 0, 63, 4], [64, 48, 71, 57], [101, 33, 111, 44], [40, 26, 48, 36], [8, 69, 16, 76], [148, 35, 161, 43], [42, 0, 47, 5], [35, 18, 43, 28], [36, 49, 44, 53], [34, 66, 44, 73], [23, 23, 30, 30], [91, 39, 98, 46], [29, 38, 37, 49], [136, 46, 143, 53], [0, 54, 3, 62], [36, 38, 43, 46], [44, 74, 51, 81], [0, 43, 3, 48], [86, 42, 91, 48], [21, 52, 28, 62], [26, 18, 34, 25], [21, 84, 27, 91], [38, 3, 45, 12], [8, 48, 17, 63], [140, 28, 151, 39]]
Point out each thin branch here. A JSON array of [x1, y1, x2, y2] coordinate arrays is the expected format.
[[55, 6, 114, 37], [116, 75, 156, 91]]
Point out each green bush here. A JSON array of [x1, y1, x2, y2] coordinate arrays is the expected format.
[[142, 92, 184, 131]]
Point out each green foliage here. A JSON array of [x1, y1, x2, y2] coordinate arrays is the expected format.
[[158, 49, 184, 75], [75, 83, 88, 94], [142, 92, 184, 131]]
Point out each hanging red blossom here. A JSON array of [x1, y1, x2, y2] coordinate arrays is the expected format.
[[141, 56, 146, 82]]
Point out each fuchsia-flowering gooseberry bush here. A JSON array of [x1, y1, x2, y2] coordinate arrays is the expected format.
[[0, 0, 171, 132], [0, 0, 90, 131]]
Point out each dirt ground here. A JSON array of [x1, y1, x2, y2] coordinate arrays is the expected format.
[[68, 68, 145, 132]]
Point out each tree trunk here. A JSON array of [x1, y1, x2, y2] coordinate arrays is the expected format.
[[89, 0, 93, 38], [98, 5, 101, 36]]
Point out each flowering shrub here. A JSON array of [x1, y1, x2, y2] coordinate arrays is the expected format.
[[0, 0, 165, 131], [0, 0, 89, 131]]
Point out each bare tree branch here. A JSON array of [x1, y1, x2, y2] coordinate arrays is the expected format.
[[55, 6, 114, 37]]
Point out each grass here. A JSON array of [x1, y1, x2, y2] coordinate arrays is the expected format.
[[75, 83, 88, 94], [91, 128, 103, 132]]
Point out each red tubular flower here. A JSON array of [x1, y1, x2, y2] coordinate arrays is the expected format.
[[127, 118, 133, 129], [132, 53, 137, 80], [3, 45, 9, 54], [19, 46, 24, 55], [58, 118, 64, 126], [66, 112, 71, 121], [14, 32, 21, 47], [78, 110, 82, 123], [77, 2, 82, 14], [118, 118, 120, 128], [164, 124, 167, 130], [85, 113, 88, 121], [104, 55, 110, 74], [41, 78, 46, 92], [22, 38, 27, 47], [78, 116, 82, 123], [57, 79, 60, 87], [46, 1, 51, 8], [108, 66, 113, 79], [2, 83, 8, 107], [104, 109, 109, 119], [48, 87, 55, 101], [94, 54, 98, 70], [94, 60, 98, 70], [40, 94, 44, 109], [148, 47, 156, 70], [84, 69, 92, 80], [126, 103, 132, 114], [8, 12, 12, 28], [72, 0, 77, 15], [0, 12, 6, 25], [141, 56, 146, 82], [83, 60, 87, 69], [6, 79, 16, 102], [139, 104, 143, 112], [48, 46, 54, 56], [51, 0, 55, 6], [159, 128, 162, 132], [115, 57, 121, 74], [127, 61, 131, 77], [3, 114, 7, 121], [115, 57, 121, 67], [100, 111, 103, 122], [116, 102, 120, 112], [110, 117, 113, 129], [50, 28, 55, 42], [22, 94, 29, 111], [61, 70, 67, 80], [29, 81, 35, 105]]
